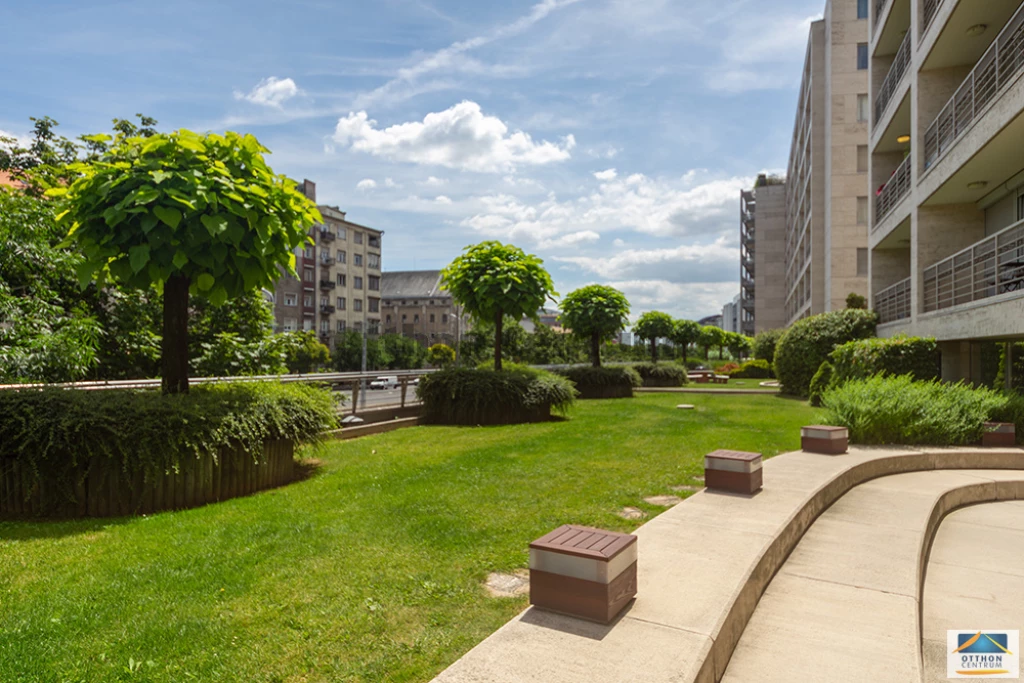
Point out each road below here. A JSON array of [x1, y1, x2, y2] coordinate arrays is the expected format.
[[335, 385, 420, 411]]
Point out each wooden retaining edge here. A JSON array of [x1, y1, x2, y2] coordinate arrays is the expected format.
[[323, 416, 421, 441]]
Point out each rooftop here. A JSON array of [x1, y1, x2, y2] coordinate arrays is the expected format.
[[381, 270, 448, 299]]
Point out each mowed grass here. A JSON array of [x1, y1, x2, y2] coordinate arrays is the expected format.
[[0, 393, 818, 683]]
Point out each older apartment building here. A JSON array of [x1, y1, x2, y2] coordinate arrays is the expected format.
[[869, 0, 1024, 381], [381, 270, 467, 347], [784, 0, 871, 325], [271, 180, 383, 348], [739, 175, 787, 334]]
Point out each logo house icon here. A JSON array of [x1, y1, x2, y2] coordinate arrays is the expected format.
[[947, 630, 1020, 679]]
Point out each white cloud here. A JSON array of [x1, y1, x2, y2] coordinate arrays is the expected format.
[[0, 129, 32, 149], [423, 176, 447, 187], [611, 280, 740, 321], [594, 168, 617, 181], [333, 101, 575, 173], [555, 239, 735, 281], [234, 77, 300, 108], [538, 230, 601, 249], [435, 195, 452, 204], [356, 178, 377, 190], [707, 14, 818, 93], [384, 177, 398, 188], [613, 238, 626, 248]]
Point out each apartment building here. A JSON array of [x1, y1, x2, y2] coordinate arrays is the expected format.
[[739, 175, 788, 334], [722, 294, 741, 334], [869, 0, 1024, 382], [271, 179, 383, 348], [381, 270, 466, 347], [785, 0, 871, 325]]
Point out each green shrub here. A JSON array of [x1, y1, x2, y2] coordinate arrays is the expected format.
[[775, 309, 877, 397], [730, 359, 773, 379], [990, 392, 1024, 444], [418, 367, 577, 425], [630, 362, 688, 387], [717, 362, 741, 375], [830, 335, 939, 385], [808, 361, 834, 407], [0, 382, 338, 505], [821, 375, 1007, 445], [554, 366, 641, 399], [752, 329, 785, 366]]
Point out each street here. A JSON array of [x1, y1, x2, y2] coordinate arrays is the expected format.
[[335, 385, 420, 411]]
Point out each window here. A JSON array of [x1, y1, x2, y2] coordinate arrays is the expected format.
[[337, 227, 346, 240], [414, 314, 420, 323], [368, 253, 380, 269], [354, 322, 363, 333], [337, 274, 346, 287], [304, 245, 314, 259], [284, 293, 297, 307], [354, 299, 363, 312], [402, 314, 407, 322], [283, 318, 297, 332], [336, 250, 346, 264], [320, 320, 330, 333], [442, 314, 448, 324], [430, 314, 435, 323], [368, 275, 380, 291], [1016, 188, 1024, 220], [857, 196, 869, 225], [320, 247, 330, 260], [303, 319, 313, 331], [386, 314, 392, 324], [857, 44, 868, 70], [857, 0, 867, 19], [337, 297, 346, 310], [303, 294, 313, 307], [368, 236, 380, 248], [857, 248, 869, 277], [354, 232, 363, 245], [369, 298, 380, 313], [354, 253, 363, 267], [303, 268, 314, 282], [354, 276, 363, 289], [337, 320, 346, 332], [857, 145, 868, 173], [857, 94, 869, 122], [320, 296, 328, 307]]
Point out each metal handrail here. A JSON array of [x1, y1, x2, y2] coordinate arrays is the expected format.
[[924, 1, 1024, 170], [923, 217, 1024, 312], [874, 277, 912, 323], [875, 155, 912, 224], [875, 0, 890, 33], [922, 0, 943, 36], [875, 30, 912, 124]]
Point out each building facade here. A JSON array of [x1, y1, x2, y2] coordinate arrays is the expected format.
[[869, 0, 1024, 382], [722, 293, 741, 334], [785, 0, 871, 325], [271, 179, 384, 348], [381, 270, 466, 347], [740, 175, 788, 334]]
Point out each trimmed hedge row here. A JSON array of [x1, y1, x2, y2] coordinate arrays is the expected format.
[[830, 335, 940, 385], [554, 366, 641, 399], [729, 359, 773, 379], [418, 366, 577, 425], [630, 362, 688, 387], [774, 309, 877, 397]]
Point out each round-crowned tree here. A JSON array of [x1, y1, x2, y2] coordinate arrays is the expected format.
[[440, 241, 556, 371], [633, 311, 675, 363], [427, 343, 456, 368], [559, 285, 630, 368], [698, 325, 725, 360], [52, 129, 320, 393], [670, 319, 702, 365]]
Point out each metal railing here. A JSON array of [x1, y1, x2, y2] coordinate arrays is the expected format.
[[319, 229, 336, 242], [922, 0, 943, 36], [875, 30, 912, 124], [320, 256, 336, 267], [875, 155, 912, 223], [320, 304, 336, 314], [874, 277, 912, 323], [319, 280, 336, 290], [923, 1, 1024, 169], [875, 0, 890, 32], [923, 217, 1024, 312]]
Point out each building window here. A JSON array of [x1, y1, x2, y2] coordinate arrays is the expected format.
[[304, 245, 315, 259], [354, 253, 363, 267], [337, 297, 346, 310], [857, 145, 868, 173], [337, 320, 346, 332], [402, 314, 407, 322], [414, 314, 420, 323], [354, 299, 363, 312], [368, 253, 380, 269], [320, 296, 328, 307], [284, 293, 297, 307], [303, 268, 314, 282], [857, 0, 867, 19], [857, 94, 869, 122], [354, 232, 363, 245], [354, 276, 363, 289], [386, 314, 391, 324], [857, 196, 869, 225], [283, 318, 297, 332], [857, 44, 868, 70], [368, 236, 380, 248], [354, 322, 363, 332], [337, 274, 346, 287], [430, 313, 435, 323], [303, 319, 313, 331], [368, 275, 380, 291], [303, 294, 313, 307], [320, 320, 330, 333], [442, 314, 448, 324], [336, 250, 346, 264], [337, 227, 346, 240], [857, 248, 868, 277], [369, 298, 380, 313]]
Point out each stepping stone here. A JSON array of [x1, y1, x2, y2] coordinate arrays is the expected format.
[[644, 495, 683, 507], [618, 506, 647, 520], [670, 485, 703, 493], [676, 404, 695, 410], [484, 570, 529, 598]]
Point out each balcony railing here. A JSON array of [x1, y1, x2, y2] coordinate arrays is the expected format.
[[320, 256, 336, 267], [923, 2, 1024, 169], [875, 0, 890, 32], [742, 210, 754, 224], [320, 304, 336, 315], [875, 155, 912, 223], [320, 229, 336, 243], [875, 31, 912, 124], [874, 277, 912, 324], [923, 217, 1024, 312], [922, 0, 943, 36], [319, 280, 336, 290]]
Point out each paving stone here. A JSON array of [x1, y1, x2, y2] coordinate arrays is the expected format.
[[644, 495, 683, 507], [484, 570, 530, 598], [618, 506, 646, 520]]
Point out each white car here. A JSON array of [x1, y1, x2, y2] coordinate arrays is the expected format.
[[369, 376, 399, 390]]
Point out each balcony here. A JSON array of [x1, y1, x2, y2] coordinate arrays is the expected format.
[[320, 228, 336, 243], [923, 3, 1024, 170], [875, 155, 912, 224], [874, 0, 889, 33], [320, 304, 336, 315], [320, 256, 336, 267], [319, 333, 331, 345], [923, 218, 1024, 312], [874, 277, 912, 324], [923, 0, 943, 35], [875, 31, 912, 125], [742, 210, 754, 225], [319, 280, 336, 291]]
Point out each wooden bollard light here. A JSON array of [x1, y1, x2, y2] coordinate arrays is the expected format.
[[982, 422, 1016, 447], [704, 450, 763, 495], [801, 425, 849, 455], [528, 525, 637, 624]]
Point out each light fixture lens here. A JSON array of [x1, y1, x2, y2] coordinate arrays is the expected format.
[[967, 181, 988, 190], [966, 24, 988, 37], [897, 135, 911, 144]]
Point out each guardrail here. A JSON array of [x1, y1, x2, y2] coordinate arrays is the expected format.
[[922, 0, 943, 36], [923, 217, 1024, 312], [874, 277, 912, 323], [875, 30, 912, 124], [923, 1, 1024, 170], [875, 0, 890, 33], [875, 155, 912, 224]]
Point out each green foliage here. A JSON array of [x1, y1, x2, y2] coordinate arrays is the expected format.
[[829, 335, 940, 386], [191, 332, 285, 378], [418, 366, 576, 425], [990, 392, 1024, 444], [522, 323, 588, 365], [845, 292, 868, 310], [427, 343, 456, 368], [669, 319, 702, 362], [725, 332, 752, 360], [555, 365, 642, 388], [276, 331, 331, 374], [0, 382, 338, 506], [729, 359, 773, 379], [808, 361, 834, 407], [559, 285, 630, 367], [821, 375, 1007, 445], [697, 325, 725, 360], [995, 342, 1024, 391], [752, 328, 784, 366], [774, 309, 878, 397], [380, 333, 426, 370], [332, 331, 390, 372], [633, 311, 675, 362], [630, 362, 688, 387]]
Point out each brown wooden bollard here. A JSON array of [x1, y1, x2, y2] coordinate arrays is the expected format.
[[705, 450, 763, 495], [529, 525, 637, 624], [801, 425, 849, 455], [982, 422, 1016, 447]]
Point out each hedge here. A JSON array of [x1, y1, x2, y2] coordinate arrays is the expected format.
[[555, 366, 641, 399], [830, 335, 940, 385], [774, 309, 877, 397], [808, 361, 834, 407], [752, 329, 785, 366], [630, 362, 688, 387], [729, 359, 773, 379], [418, 366, 577, 425]]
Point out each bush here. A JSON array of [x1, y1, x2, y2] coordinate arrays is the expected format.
[[821, 375, 1007, 445], [830, 335, 939, 386], [845, 292, 867, 310], [990, 392, 1024, 444], [418, 367, 577, 425], [752, 329, 785, 366], [729, 359, 773, 379], [555, 366, 641, 399], [717, 362, 741, 375], [774, 309, 877, 397], [808, 361, 834, 407], [630, 362, 688, 387], [427, 343, 456, 368]]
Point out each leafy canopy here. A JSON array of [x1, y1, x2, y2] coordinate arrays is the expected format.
[[633, 311, 675, 343], [559, 285, 630, 342], [441, 241, 556, 322], [50, 129, 320, 304], [669, 319, 702, 349]]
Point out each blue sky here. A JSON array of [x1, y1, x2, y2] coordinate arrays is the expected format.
[[1, 0, 823, 320]]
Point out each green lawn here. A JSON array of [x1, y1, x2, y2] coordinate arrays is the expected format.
[[682, 378, 777, 390], [0, 393, 818, 683]]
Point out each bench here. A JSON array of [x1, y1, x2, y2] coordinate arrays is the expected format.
[[712, 375, 729, 384]]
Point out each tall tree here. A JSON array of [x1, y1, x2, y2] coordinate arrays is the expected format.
[[559, 285, 630, 367], [670, 319, 702, 365], [633, 311, 675, 363], [53, 129, 320, 393], [698, 325, 725, 361], [441, 242, 555, 371]]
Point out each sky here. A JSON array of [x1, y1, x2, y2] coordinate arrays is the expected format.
[[0, 0, 824, 321]]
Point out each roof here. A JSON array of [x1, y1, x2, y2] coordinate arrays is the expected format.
[[317, 204, 382, 235], [381, 270, 447, 299]]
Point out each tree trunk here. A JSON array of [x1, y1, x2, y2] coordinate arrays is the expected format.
[[650, 339, 657, 363], [682, 345, 688, 366], [494, 310, 503, 372], [162, 273, 191, 394], [591, 333, 601, 368]]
